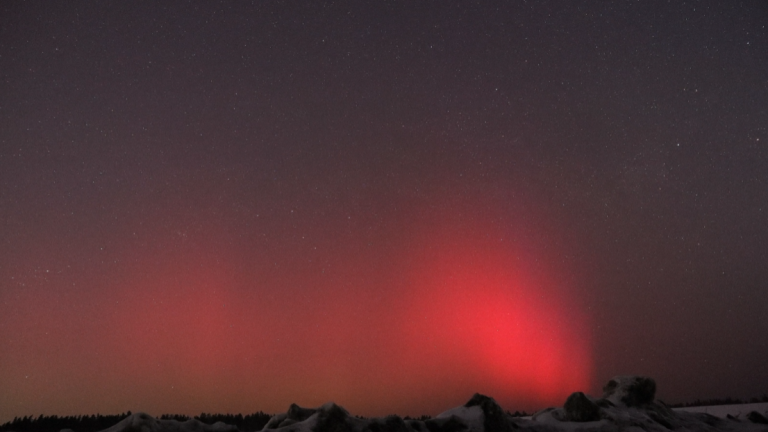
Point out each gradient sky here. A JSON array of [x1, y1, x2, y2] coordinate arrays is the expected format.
[[1, 0, 767, 423]]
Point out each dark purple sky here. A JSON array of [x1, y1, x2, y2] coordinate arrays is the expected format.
[[1, 0, 767, 423]]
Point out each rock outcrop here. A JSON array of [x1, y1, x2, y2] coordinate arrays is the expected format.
[[464, 393, 516, 432], [562, 391, 601, 422], [748, 411, 768, 425], [602, 375, 657, 407], [262, 402, 356, 432]]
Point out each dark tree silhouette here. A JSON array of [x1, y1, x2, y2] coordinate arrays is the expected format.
[[0, 412, 132, 432], [0, 411, 275, 432]]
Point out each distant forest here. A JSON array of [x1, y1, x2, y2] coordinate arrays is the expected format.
[[666, 395, 768, 408], [0, 412, 272, 432], [2, 395, 767, 432]]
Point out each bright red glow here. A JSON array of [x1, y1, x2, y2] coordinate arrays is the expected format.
[[0, 193, 593, 419], [398, 209, 593, 409]]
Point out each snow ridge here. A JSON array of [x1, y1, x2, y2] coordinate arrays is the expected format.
[[90, 376, 768, 432]]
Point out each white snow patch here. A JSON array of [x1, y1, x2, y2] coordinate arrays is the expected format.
[[674, 402, 768, 419], [436, 405, 484, 431], [98, 413, 237, 432]]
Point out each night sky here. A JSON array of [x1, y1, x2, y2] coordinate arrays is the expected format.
[[1, 0, 767, 423]]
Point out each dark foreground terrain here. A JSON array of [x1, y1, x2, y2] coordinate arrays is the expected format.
[[4, 376, 768, 432]]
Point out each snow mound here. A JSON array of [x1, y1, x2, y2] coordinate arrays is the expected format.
[[261, 394, 509, 432], [262, 401, 364, 432], [529, 376, 768, 432], [257, 382, 768, 432], [99, 413, 237, 432], [93, 377, 768, 432]]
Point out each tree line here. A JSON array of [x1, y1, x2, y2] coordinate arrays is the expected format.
[[0, 412, 273, 432], [0, 413, 131, 432], [668, 394, 768, 408]]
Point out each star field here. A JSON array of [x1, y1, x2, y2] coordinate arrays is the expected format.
[[1, 0, 767, 422]]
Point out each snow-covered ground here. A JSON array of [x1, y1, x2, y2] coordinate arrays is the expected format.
[[69, 376, 768, 432], [674, 402, 768, 419], [96, 412, 238, 432]]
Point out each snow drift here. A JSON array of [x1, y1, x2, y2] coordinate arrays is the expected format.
[[97, 412, 237, 432], [89, 376, 768, 432]]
